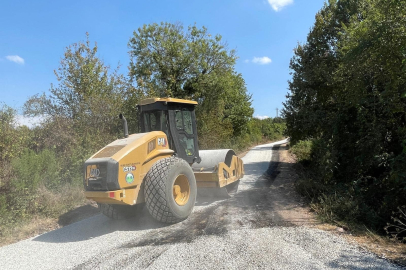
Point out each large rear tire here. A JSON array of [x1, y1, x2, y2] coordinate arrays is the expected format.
[[98, 203, 144, 220], [144, 157, 197, 224]]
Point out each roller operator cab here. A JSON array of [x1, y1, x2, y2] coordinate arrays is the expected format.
[[138, 98, 201, 164], [83, 98, 244, 224]]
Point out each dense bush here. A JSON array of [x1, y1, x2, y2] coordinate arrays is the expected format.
[[290, 140, 312, 163], [284, 0, 406, 232]]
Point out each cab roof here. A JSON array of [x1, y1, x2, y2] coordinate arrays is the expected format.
[[138, 97, 198, 106]]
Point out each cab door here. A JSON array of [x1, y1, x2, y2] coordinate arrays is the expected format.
[[168, 105, 200, 164]]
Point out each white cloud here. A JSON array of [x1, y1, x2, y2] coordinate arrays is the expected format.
[[6, 55, 25, 65], [15, 115, 45, 128], [254, 115, 270, 120], [252, 56, 272, 65], [267, 0, 293, 11]]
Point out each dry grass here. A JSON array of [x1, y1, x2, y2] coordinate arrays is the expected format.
[[36, 184, 88, 216], [343, 226, 406, 267], [0, 184, 97, 248], [312, 223, 406, 267], [0, 216, 60, 247]]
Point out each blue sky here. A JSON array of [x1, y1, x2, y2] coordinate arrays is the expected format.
[[1, 0, 325, 119]]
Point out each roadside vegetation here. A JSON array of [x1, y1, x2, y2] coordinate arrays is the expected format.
[[284, 0, 406, 243], [0, 26, 285, 244]]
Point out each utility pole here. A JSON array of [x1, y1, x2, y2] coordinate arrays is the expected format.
[[276, 108, 279, 118]]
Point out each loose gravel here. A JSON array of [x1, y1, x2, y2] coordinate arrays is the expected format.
[[0, 139, 402, 270]]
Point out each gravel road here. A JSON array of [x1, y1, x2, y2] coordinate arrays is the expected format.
[[0, 139, 402, 270]]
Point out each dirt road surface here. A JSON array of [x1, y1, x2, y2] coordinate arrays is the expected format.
[[0, 139, 401, 269]]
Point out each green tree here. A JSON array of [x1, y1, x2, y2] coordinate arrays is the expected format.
[[25, 33, 135, 152], [128, 23, 253, 144], [283, 0, 359, 143], [336, 0, 406, 217], [129, 23, 236, 97], [0, 105, 30, 187], [283, 0, 406, 230], [24, 33, 138, 183]]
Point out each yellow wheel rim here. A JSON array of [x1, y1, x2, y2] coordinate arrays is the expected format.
[[173, 174, 190, 206]]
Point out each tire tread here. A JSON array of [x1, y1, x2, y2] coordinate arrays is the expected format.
[[144, 157, 191, 223]]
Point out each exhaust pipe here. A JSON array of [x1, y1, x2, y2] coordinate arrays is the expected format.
[[119, 114, 129, 138]]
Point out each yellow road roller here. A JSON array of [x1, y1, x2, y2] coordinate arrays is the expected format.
[[83, 98, 244, 223]]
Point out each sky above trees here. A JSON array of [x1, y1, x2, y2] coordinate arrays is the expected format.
[[1, 0, 325, 119]]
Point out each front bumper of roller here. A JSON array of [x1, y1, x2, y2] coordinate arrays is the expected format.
[[84, 188, 138, 205]]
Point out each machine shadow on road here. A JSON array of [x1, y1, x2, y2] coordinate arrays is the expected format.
[[33, 143, 293, 245], [32, 194, 236, 244], [248, 143, 289, 152], [33, 207, 165, 243]]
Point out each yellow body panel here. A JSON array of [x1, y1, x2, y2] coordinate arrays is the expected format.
[[195, 155, 244, 188], [110, 131, 173, 191], [84, 131, 173, 205], [85, 149, 244, 205]]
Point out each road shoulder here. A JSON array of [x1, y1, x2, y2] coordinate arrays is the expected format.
[[282, 143, 406, 268]]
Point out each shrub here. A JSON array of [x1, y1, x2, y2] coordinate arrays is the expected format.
[[284, 0, 406, 233], [290, 140, 313, 163], [12, 149, 60, 190]]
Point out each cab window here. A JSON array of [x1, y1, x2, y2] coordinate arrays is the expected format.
[[142, 111, 169, 135], [174, 108, 195, 156], [175, 110, 183, 130], [182, 109, 193, 135]]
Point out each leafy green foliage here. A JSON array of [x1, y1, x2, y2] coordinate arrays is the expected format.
[[290, 140, 313, 163], [0, 105, 30, 186], [12, 149, 60, 190], [23, 33, 140, 183], [0, 34, 135, 234], [129, 23, 236, 97], [284, 0, 406, 232], [5, 149, 60, 222], [129, 23, 254, 144]]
